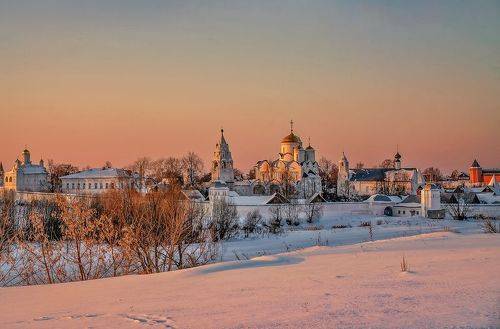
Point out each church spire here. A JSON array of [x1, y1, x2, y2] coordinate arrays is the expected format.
[[220, 127, 227, 145], [212, 128, 234, 183]]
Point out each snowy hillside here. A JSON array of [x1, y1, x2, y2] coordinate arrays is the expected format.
[[1, 231, 498, 328]]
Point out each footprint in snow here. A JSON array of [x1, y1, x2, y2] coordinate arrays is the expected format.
[[123, 314, 175, 328]]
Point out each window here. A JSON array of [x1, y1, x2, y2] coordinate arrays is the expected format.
[[72, 183, 75, 189], [66, 183, 69, 189], [77, 183, 80, 189], [398, 210, 401, 214], [5, 177, 7, 182], [95, 183, 98, 189], [403, 211, 406, 214], [83, 183, 86, 189], [100, 183, 103, 189], [111, 182, 115, 189], [105, 183, 108, 189]]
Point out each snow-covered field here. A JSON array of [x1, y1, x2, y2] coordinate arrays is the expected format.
[[0, 214, 499, 329]]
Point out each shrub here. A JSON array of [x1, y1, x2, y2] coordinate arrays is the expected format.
[[209, 199, 239, 241], [400, 255, 409, 272], [332, 224, 350, 229], [242, 210, 263, 237], [264, 206, 284, 234], [283, 202, 300, 226], [482, 217, 499, 234], [304, 203, 324, 224]]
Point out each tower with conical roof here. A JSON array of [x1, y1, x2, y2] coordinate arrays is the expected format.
[[394, 150, 402, 170], [337, 152, 350, 197], [469, 159, 482, 184], [211, 128, 234, 184]]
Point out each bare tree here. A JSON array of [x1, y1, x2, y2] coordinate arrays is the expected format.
[[151, 157, 183, 184], [265, 205, 284, 234], [182, 152, 204, 188], [445, 192, 471, 220], [450, 170, 460, 180], [209, 199, 239, 241], [355, 162, 364, 169], [47, 160, 79, 192], [304, 202, 324, 223], [128, 157, 153, 180], [379, 159, 394, 169], [0, 190, 20, 286], [319, 157, 338, 193], [56, 196, 109, 281], [283, 201, 300, 226], [280, 168, 297, 199], [423, 167, 443, 183], [242, 210, 263, 237]]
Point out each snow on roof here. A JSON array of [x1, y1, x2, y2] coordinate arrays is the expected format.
[[308, 192, 326, 203], [476, 193, 500, 204], [393, 202, 421, 208], [230, 195, 277, 206], [400, 195, 420, 204], [364, 194, 401, 203], [233, 180, 256, 186], [19, 164, 47, 175], [61, 168, 133, 179], [181, 190, 206, 201]]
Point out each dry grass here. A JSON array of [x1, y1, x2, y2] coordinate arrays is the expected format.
[[482, 218, 499, 234], [400, 255, 409, 272]]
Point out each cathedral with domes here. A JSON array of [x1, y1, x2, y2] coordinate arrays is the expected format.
[[209, 122, 322, 198], [252, 121, 322, 198]]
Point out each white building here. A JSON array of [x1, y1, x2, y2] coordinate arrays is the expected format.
[[60, 168, 138, 195], [211, 129, 235, 184], [253, 121, 322, 198], [337, 151, 425, 197], [1, 149, 48, 192]]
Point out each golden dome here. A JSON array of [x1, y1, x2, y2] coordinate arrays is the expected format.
[[281, 133, 301, 143]]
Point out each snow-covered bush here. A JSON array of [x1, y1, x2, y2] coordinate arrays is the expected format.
[[303, 203, 324, 224], [209, 199, 239, 241], [283, 202, 300, 226], [242, 210, 263, 237], [264, 205, 284, 234]]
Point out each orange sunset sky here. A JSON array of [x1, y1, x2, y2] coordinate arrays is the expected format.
[[1, 1, 499, 173]]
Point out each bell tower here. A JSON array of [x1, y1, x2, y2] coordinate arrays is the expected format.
[[211, 128, 235, 183], [337, 152, 350, 196], [469, 159, 482, 184]]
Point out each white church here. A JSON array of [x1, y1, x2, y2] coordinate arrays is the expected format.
[[0, 148, 49, 192], [210, 122, 322, 199]]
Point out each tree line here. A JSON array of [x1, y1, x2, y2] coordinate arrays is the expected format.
[[0, 187, 323, 287]]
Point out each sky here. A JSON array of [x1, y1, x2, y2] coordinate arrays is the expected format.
[[1, 0, 499, 173]]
